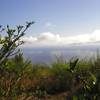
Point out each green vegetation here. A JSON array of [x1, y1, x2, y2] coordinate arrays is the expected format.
[[0, 23, 100, 100]]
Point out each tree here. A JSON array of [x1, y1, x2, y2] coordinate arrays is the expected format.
[[0, 22, 34, 98], [0, 21, 34, 72]]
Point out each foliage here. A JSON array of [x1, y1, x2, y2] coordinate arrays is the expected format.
[[0, 22, 34, 98], [0, 22, 34, 70], [0, 23, 100, 99]]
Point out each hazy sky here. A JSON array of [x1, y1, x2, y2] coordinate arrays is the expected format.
[[1, 0, 100, 46]]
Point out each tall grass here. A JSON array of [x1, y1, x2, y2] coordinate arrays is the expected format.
[[0, 53, 100, 99]]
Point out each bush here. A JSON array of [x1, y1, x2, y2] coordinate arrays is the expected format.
[[0, 22, 100, 99]]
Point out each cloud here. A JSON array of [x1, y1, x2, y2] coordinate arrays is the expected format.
[[45, 22, 56, 28], [21, 32, 61, 47], [37, 32, 60, 41], [21, 30, 100, 47], [21, 36, 37, 43]]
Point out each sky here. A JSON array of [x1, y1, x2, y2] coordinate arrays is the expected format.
[[1, 0, 100, 46]]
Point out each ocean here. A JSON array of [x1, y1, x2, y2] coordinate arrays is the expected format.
[[22, 43, 100, 63]]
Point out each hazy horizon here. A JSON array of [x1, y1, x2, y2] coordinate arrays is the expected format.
[[22, 44, 100, 63]]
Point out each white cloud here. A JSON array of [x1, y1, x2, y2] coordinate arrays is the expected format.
[[45, 22, 56, 28], [37, 32, 60, 41], [45, 22, 52, 27], [21, 36, 37, 43], [21, 30, 100, 47]]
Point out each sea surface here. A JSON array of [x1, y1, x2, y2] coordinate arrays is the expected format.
[[22, 43, 100, 63]]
